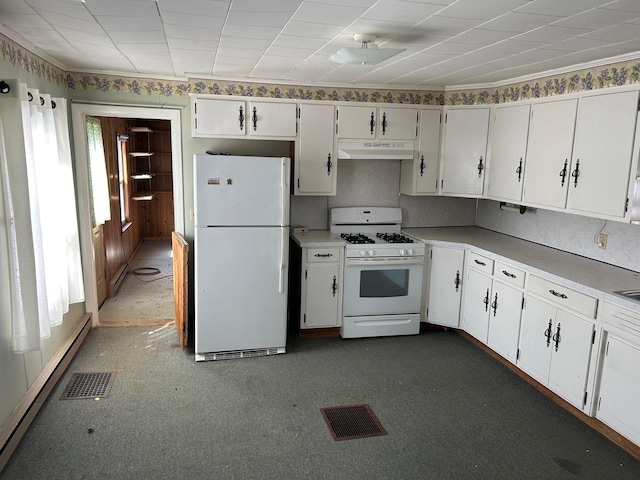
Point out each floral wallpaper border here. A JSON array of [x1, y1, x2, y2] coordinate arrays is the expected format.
[[4, 32, 640, 106]]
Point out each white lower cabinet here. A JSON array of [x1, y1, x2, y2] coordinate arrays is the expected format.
[[518, 294, 595, 410], [424, 246, 465, 328], [300, 247, 343, 328], [487, 280, 524, 364], [463, 268, 493, 343]]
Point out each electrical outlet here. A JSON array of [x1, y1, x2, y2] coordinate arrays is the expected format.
[[598, 233, 608, 249]]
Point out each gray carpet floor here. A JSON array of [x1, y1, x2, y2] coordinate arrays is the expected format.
[[2, 327, 640, 480]]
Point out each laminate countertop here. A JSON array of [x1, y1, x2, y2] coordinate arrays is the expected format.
[[403, 226, 640, 314], [290, 230, 345, 248]]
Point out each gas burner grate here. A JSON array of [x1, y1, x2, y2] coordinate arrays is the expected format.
[[376, 233, 414, 243], [340, 233, 375, 244], [60, 372, 116, 400], [320, 404, 387, 441]]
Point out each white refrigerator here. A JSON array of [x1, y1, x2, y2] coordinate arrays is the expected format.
[[193, 154, 290, 361]]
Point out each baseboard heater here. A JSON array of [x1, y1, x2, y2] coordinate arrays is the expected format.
[[0, 314, 92, 472]]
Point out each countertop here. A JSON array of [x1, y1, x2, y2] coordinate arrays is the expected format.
[[404, 227, 640, 314], [290, 229, 345, 248]]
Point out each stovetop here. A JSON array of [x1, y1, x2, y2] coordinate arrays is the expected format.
[[340, 233, 415, 245]]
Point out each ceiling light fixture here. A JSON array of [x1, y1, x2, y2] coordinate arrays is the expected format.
[[329, 34, 405, 65]]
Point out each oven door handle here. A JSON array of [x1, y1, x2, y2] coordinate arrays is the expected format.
[[346, 257, 424, 266]]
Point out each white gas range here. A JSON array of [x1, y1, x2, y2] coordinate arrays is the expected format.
[[330, 207, 425, 339]]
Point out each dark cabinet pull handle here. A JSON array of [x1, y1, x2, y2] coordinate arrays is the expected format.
[[544, 320, 553, 347], [454, 270, 461, 292], [571, 159, 580, 187], [381, 112, 387, 135], [502, 270, 516, 278], [326, 153, 332, 175], [369, 112, 375, 135], [314, 253, 333, 258], [552, 323, 561, 351], [238, 106, 244, 131], [516, 158, 523, 182], [559, 159, 568, 186], [491, 293, 498, 316], [419, 155, 425, 176], [483, 289, 490, 311], [477, 156, 484, 177], [332, 276, 337, 297], [252, 107, 258, 131], [549, 289, 568, 299], [474, 259, 486, 266]]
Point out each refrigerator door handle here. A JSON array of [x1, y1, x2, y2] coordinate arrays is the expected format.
[[281, 158, 288, 225], [279, 227, 287, 294]]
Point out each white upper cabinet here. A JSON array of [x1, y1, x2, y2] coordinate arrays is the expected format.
[[440, 107, 490, 197], [191, 96, 297, 138], [566, 91, 639, 220], [521, 98, 578, 209], [400, 108, 442, 195], [337, 105, 418, 141], [487, 104, 530, 202], [295, 103, 336, 196]]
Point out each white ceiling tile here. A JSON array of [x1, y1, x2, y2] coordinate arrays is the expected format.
[[543, 36, 612, 52], [164, 24, 222, 40], [600, 0, 640, 13], [216, 47, 264, 59], [160, 12, 225, 28], [514, 25, 591, 43], [27, 0, 94, 20], [292, 2, 368, 25], [272, 35, 330, 49], [231, 0, 302, 11], [54, 27, 113, 46], [0, 0, 37, 14], [417, 15, 486, 35], [218, 36, 272, 49], [0, 12, 50, 29], [476, 38, 550, 54], [215, 55, 261, 66], [225, 10, 292, 27], [86, 1, 160, 17], [437, 0, 532, 21], [361, 0, 445, 23], [97, 16, 164, 31], [552, 8, 636, 29], [167, 38, 219, 50], [308, 0, 378, 7], [449, 28, 515, 44], [221, 24, 282, 39], [582, 23, 640, 42], [109, 30, 167, 44], [346, 18, 419, 35], [119, 44, 170, 55], [281, 21, 346, 39], [267, 45, 317, 58], [480, 12, 563, 33], [515, 0, 609, 17], [212, 64, 253, 75], [159, 0, 231, 15]]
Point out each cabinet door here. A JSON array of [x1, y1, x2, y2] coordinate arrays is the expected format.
[[400, 109, 441, 195], [337, 105, 376, 139], [487, 281, 524, 363], [566, 91, 639, 219], [597, 335, 640, 446], [547, 308, 594, 409], [304, 263, 341, 328], [522, 99, 577, 209], [378, 106, 417, 140], [194, 98, 246, 136], [463, 268, 492, 343], [296, 103, 336, 195], [441, 108, 490, 196], [487, 104, 530, 202], [426, 246, 464, 327], [248, 101, 297, 137], [518, 295, 555, 385]]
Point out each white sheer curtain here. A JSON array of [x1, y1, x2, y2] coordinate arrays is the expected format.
[[7, 84, 85, 352], [86, 116, 111, 226]]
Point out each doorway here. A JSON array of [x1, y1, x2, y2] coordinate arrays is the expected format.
[[71, 104, 184, 329]]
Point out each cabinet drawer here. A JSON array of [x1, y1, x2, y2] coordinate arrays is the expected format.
[[494, 261, 526, 288], [306, 248, 341, 263], [600, 301, 640, 340], [468, 252, 494, 275], [527, 275, 597, 318]]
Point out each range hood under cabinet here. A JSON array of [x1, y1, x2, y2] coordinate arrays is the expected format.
[[337, 141, 415, 160]]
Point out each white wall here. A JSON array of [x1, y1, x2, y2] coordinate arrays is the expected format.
[[476, 199, 640, 273]]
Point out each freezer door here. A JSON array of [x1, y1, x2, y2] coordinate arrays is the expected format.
[[194, 155, 289, 226], [195, 226, 288, 355]]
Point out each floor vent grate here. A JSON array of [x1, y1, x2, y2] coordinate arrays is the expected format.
[[60, 372, 116, 400], [320, 404, 387, 441]]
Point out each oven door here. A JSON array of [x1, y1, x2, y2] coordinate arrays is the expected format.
[[343, 256, 424, 316]]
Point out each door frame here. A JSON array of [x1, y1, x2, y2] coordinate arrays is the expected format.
[[71, 103, 184, 327]]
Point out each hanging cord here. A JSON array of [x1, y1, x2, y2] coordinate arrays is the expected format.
[[593, 219, 608, 245]]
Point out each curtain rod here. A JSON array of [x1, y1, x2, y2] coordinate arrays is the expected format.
[[70, 99, 185, 109]]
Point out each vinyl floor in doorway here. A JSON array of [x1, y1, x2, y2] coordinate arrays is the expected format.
[[99, 239, 174, 326]]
